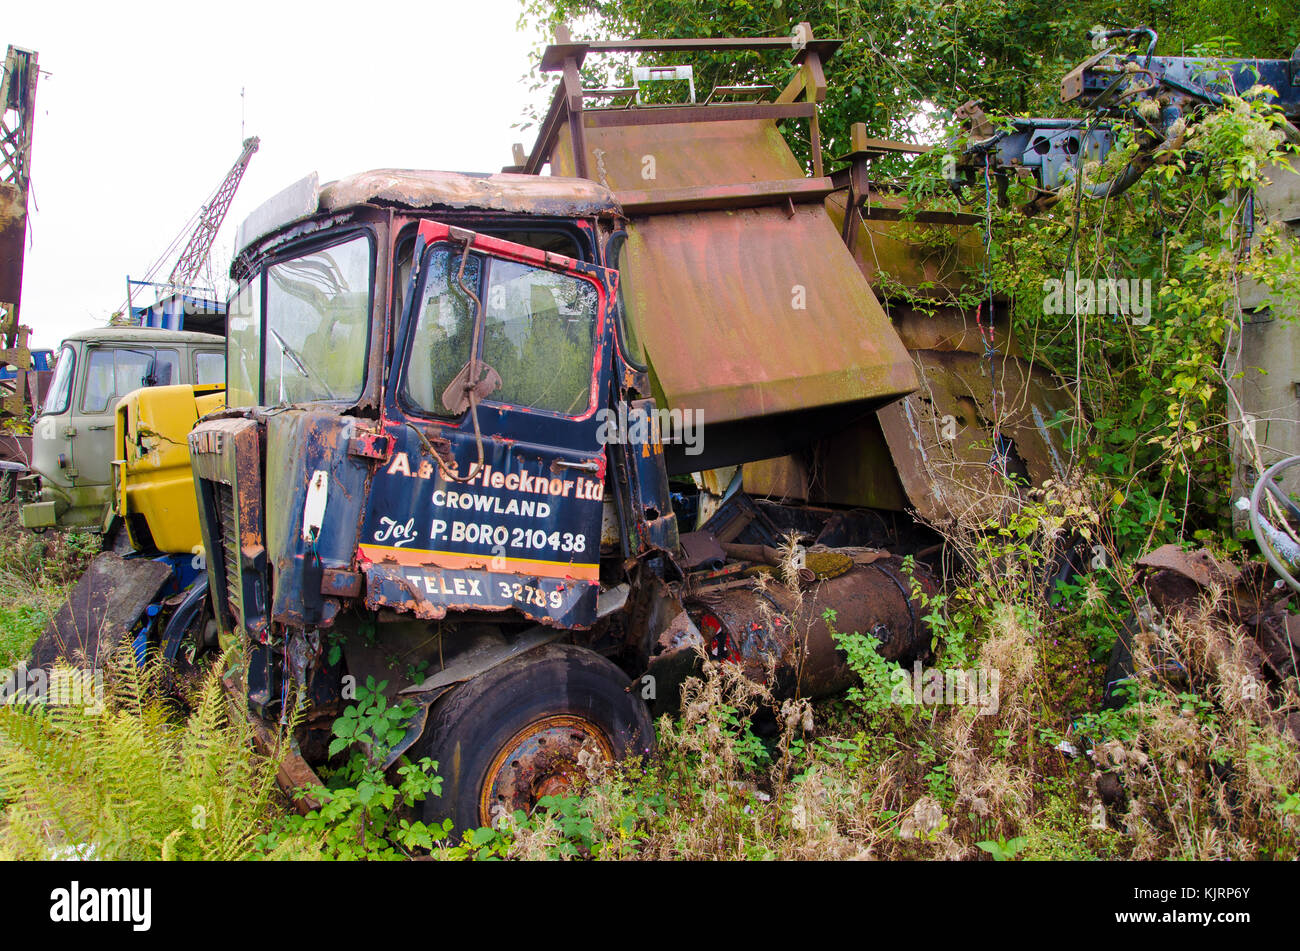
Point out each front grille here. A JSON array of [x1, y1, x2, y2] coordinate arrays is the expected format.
[[212, 479, 241, 613]]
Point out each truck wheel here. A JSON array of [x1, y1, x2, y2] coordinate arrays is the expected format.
[[418, 643, 653, 832]]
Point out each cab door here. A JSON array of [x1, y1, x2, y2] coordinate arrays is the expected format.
[[75, 345, 180, 489], [362, 220, 618, 627], [30, 343, 79, 500]]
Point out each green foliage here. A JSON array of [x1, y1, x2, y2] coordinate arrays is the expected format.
[[259, 677, 446, 860], [0, 649, 289, 860], [823, 606, 913, 721], [0, 515, 98, 666], [0, 604, 48, 668], [976, 834, 1027, 860], [518, 0, 1296, 168], [949, 85, 1300, 556]]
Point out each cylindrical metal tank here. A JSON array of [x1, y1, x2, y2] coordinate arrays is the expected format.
[[686, 551, 935, 699]]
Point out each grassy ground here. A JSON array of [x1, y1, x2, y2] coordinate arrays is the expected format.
[[0, 490, 1297, 860], [0, 502, 97, 666]]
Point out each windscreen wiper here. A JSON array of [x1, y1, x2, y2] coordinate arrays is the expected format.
[[269, 327, 336, 401]]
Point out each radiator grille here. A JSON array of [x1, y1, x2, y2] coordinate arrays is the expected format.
[[212, 479, 241, 612]]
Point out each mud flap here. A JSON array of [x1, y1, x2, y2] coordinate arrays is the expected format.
[[28, 552, 173, 668]]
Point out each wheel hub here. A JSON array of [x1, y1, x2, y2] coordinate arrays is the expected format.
[[480, 715, 614, 826]]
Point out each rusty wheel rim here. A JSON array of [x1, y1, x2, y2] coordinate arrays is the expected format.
[[479, 715, 615, 827]]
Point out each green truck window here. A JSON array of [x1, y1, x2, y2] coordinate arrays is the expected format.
[[403, 249, 598, 419], [403, 247, 482, 417], [81, 347, 180, 413], [42, 345, 75, 416], [195, 350, 225, 386], [481, 257, 597, 416]]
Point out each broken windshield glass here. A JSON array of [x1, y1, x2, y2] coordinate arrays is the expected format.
[[403, 246, 598, 418]]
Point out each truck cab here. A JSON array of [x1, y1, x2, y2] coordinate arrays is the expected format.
[[21, 327, 225, 531], [190, 171, 669, 826]]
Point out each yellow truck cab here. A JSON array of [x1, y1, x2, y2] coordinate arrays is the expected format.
[[21, 327, 225, 532]]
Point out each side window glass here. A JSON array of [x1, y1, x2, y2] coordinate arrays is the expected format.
[[80, 347, 177, 413], [113, 349, 153, 397], [265, 234, 371, 404], [482, 258, 598, 416], [151, 349, 180, 386], [227, 278, 262, 407], [403, 248, 482, 416], [41, 345, 75, 416], [81, 349, 117, 413], [606, 232, 646, 369], [195, 351, 225, 386]]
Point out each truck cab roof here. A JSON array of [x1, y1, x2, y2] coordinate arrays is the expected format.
[[235, 168, 622, 262], [57, 327, 225, 346]]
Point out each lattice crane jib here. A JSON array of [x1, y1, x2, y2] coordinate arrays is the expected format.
[[1, 45, 40, 417], [167, 135, 260, 291]]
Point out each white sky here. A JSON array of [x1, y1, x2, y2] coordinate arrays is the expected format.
[[9, 0, 550, 348]]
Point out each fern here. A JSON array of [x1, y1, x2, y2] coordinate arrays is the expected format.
[[0, 645, 304, 860]]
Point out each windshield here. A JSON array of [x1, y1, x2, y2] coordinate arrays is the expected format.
[[403, 245, 599, 418], [81, 347, 180, 413], [41, 345, 75, 416], [263, 233, 372, 404]]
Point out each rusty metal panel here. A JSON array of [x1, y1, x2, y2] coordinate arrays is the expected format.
[[742, 412, 909, 511], [811, 414, 909, 509], [619, 205, 917, 425], [887, 303, 1023, 357], [1, 46, 38, 349], [0, 182, 27, 330], [689, 553, 936, 698], [190, 417, 268, 641], [551, 117, 806, 192], [824, 192, 984, 299], [28, 553, 173, 667], [362, 562, 596, 628], [317, 169, 621, 219], [876, 350, 1073, 524], [742, 455, 809, 501]]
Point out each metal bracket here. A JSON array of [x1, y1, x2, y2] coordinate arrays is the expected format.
[[633, 65, 695, 104]]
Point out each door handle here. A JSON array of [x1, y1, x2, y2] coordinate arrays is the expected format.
[[88, 424, 112, 431]]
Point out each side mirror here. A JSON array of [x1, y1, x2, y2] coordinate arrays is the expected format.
[[440, 361, 501, 415]]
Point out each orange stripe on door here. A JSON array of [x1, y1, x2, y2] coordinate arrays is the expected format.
[[356, 543, 599, 582]]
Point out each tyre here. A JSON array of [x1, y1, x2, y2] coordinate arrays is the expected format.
[[418, 642, 654, 831]]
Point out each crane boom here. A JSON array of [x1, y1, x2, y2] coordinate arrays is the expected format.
[[167, 135, 260, 289]]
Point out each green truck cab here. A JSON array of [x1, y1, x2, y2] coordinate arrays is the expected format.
[[20, 327, 225, 531]]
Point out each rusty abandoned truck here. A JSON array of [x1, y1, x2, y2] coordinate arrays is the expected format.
[[172, 29, 1075, 830]]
